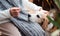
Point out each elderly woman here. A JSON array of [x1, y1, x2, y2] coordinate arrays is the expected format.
[[0, 0, 49, 36]]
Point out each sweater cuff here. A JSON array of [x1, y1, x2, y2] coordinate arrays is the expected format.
[[4, 9, 12, 18]]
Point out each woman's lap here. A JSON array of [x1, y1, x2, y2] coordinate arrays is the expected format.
[[0, 22, 21, 36]]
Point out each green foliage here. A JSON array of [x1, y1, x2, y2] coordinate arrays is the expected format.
[[56, 13, 60, 24], [47, 0, 60, 29], [53, 0, 60, 9], [47, 16, 60, 29]]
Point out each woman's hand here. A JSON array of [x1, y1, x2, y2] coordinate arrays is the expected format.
[[10, 7, 21, 17]]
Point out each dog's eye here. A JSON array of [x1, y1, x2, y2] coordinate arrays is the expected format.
[[28, 14, 31, 17], [37, 15, 40, 18]]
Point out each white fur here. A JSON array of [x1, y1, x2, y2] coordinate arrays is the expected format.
[[29, 11, 45, 23], [51, 29, 60, 36], [46, 23, 54, 31]]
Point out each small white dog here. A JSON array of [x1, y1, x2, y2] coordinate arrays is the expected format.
[[28, 9, 55, 31], [28, 10, 48, 23]]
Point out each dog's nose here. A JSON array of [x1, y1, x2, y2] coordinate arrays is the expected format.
[[28, 14, 31, 17], [37, 15, 40, 18]]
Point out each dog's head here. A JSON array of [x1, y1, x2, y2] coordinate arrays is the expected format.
[[28, 10, 46, 24]]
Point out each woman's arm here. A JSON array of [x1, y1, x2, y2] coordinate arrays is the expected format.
[[0, 7, 20, 21], [22, 0, 42, 11]]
